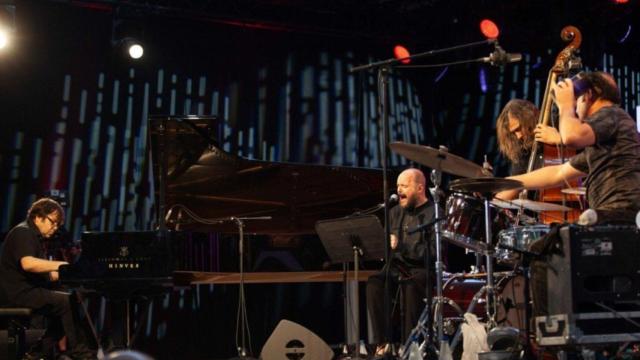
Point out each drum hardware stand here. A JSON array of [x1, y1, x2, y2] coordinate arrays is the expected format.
[[482, 194, 499, 329], [448, 194, 501, 351]]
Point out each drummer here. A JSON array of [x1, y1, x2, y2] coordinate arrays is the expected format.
[[366, 168, 436, 356], [496, 71, 640, 315], [495, 99, 561, 199]]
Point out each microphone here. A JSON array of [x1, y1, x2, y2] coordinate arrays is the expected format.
[[354, 194, 398, 215], [479, 44, 522, 66], [378, 194, 399, 209]]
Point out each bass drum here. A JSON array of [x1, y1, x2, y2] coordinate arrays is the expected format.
[[440, 272, 527, 332]]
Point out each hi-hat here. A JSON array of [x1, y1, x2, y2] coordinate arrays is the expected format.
[[449, 177, 523, 194], [389, 142, 487, 178], [510, 199, 573, 212]]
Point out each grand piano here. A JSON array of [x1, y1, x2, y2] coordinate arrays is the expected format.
[[60, 115, 391, 287]]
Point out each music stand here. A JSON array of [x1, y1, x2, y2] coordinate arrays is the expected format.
[[315, 215, 385, 360]]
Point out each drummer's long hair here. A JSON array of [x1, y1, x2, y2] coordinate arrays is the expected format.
[[496, 99, 539, 164]]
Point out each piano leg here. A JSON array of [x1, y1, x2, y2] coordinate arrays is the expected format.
[[73, 292, 106, 358], [125, 300, 131, 349]]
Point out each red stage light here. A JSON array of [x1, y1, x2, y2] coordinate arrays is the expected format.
[[480, 19, 500, 39], [394, 45, 411, 64], [614, 0, 629, 4]]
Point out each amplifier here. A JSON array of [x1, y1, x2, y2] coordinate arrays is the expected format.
[[536, 224, 640, 346]]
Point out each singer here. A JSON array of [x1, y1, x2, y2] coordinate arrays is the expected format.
[[496, 71, 640, 316], [366, 168, 436, 357]]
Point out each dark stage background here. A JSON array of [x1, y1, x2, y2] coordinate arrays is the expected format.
[[0, 1, 639, 358]]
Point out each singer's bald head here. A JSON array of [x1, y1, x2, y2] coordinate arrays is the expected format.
[[396, 168, 428, 209]]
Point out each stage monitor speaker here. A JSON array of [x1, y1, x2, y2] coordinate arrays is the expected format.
[[261, 319, 333, 360], [536, 224, 640, 346], [549, 224, 640, 314]]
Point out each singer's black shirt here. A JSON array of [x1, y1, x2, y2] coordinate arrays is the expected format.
[[569, 106, 640, 217], [389, 201, 436, 268]]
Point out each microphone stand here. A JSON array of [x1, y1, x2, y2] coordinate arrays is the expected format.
[[351, 38, 497, 358], [218, 216, 272, 360]]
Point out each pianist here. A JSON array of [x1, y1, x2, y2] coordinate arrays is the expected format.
[[366, 168, 435, 357], [0, 198, 94, 359]]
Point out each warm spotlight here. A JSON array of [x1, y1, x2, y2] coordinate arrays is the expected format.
[[127, 41, 144, 59], [0, 4, 15, 51], [393, 45, 411, 64], [0, 29, 8, 49], [480, 19, 500, 39], [111, 16, 146, 60]]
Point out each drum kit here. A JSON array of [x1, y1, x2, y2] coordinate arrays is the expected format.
[[388, 141, 579, 359]]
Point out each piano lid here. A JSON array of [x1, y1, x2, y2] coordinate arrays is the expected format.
[[149, 116, 391, 235]]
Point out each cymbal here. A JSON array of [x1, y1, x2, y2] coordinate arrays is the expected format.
[[490, 198, 521, 210], [389, 142, 486, 178], [510, 199, 573, 212], [561, 187, 586, 195], [449, 177, 524, 194]]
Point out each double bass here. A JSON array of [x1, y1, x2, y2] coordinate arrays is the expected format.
[[524, 26, 585, 223]]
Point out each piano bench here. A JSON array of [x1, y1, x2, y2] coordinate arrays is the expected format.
[[0, 308, 33, 360]]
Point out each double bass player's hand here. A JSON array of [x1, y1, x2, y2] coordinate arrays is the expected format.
[[551, 78, 577, 113], [534, 124, 561, 145]]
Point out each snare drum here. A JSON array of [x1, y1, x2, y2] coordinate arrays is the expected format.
[[442, 193, 511, 251], [496, 225, 550, 265]]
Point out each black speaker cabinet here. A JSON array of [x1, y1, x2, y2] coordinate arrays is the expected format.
[[536, 225, 640, 346]]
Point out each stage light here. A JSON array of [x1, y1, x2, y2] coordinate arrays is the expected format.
[[126, 40, 144, 59], [0, 29, 8, 49], [111, 13, 146, 61], [0, 4, 15, 51], [614, 0, 629, 4], [393, 45, 411, 64], [480, 19, 500, 39]]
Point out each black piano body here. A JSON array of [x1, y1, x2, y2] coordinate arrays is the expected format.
[[59, 231, 176, 298]]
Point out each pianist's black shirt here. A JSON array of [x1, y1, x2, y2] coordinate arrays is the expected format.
[[389, 201, 435, 268], [0, 220, 49, 303]]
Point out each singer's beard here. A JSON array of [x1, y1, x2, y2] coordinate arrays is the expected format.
[[401, 195, 418, 211]]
